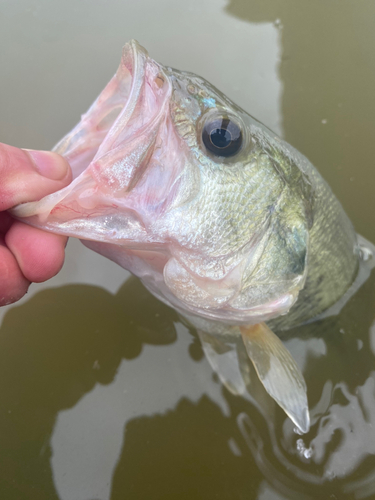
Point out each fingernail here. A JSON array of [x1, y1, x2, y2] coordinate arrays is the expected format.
[[23, 149, 69, 181]]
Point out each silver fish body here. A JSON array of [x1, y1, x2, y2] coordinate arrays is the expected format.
[[12, 41, 364, 432]]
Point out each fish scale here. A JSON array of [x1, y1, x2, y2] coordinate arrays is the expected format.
[[168, 154, 284, 256]]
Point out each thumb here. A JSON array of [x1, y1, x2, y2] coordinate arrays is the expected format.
[[0, 143, 72, 211]]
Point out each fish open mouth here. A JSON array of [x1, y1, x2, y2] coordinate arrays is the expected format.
[[12, 40, 307, 327], [12, 41, 175, 245]]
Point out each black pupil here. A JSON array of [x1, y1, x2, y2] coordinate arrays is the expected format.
[[202, 117, 242, 158], [210, 128, 232, 149]]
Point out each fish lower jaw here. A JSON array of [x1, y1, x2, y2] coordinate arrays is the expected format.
[[169, 290, 299, 330]]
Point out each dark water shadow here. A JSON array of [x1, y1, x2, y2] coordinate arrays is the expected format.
[[106, 271, 375, 500], [226, 0, 375, 241], [110, 394, 263, 500], [257, 271, 375, 498], [1, 271, 375, 499], [0, 278, 177, 500], [0, 278, 266, 500]]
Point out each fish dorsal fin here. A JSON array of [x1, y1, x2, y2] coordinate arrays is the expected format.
[[240, 323, 310, 433]]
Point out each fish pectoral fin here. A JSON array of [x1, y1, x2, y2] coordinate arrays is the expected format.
[[198, 330, 247, 396], [240, 323, 310, 433]]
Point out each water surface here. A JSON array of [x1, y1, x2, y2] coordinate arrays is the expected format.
[[1, 1, 375, 499]]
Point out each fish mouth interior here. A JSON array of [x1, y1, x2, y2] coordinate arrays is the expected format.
[[91, 41, 146, 160], [53, 40, 148, 180], [11, 40, 175, 239]]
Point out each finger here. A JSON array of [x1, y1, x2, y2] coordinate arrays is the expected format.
[[0, 237, 30, 306], [5, 221, 67, 283], [0, 143, 72, 211]]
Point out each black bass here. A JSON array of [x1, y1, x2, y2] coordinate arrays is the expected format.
[[13, 41, 372, 433]]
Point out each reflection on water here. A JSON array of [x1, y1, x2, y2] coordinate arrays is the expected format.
[[0, 279, 176, 499], [0, 273, 375, 499], [49, 289, 229, 500], [0, 279, 254, 500], [237, 272, 375, 499], [1, 0, 375, 499]]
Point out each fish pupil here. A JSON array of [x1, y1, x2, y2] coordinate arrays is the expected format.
[[202, 117, 242, 158], [210, 128, 232, 149]]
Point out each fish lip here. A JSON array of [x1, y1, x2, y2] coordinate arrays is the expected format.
[[228, 290, 301, 324], [165, 288, 301, 326], [221, 276, 305, 324]]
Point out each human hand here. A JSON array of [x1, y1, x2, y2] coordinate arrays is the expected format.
[[0, 143, 72, 306]]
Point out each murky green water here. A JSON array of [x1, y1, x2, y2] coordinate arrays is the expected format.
[[1, 1, 375, 499]]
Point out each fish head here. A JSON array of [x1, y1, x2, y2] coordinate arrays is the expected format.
[[13, 40, 315, 326]]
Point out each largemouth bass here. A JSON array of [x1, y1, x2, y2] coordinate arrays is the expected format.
[[12, 41, 373, 433]]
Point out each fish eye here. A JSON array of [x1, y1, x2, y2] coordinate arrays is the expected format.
[[202, 116, 243, 158]]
